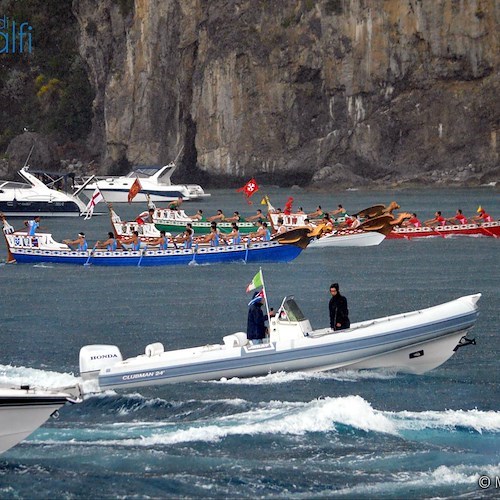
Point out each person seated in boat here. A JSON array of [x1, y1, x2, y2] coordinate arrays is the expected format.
[[175, 225, 194, 249], [307, 205, 323, 219], [207, 209, 225, 222], [403, 213, 422, 228], [331, 204, 347, 217], [96, 232, 118, 251], [349, 214, 361, 229], [247, 291, 267, 345], [321, 213, 335, 232], [336, 214, 359, 229], [24, 216, 41, 236], [121, 230, 141, 251], [276, 218, 287, 234], [245, 208, 264, 222], [63, 232, 88, 251], [147, 230, 169, 250], [201, 223, 220, 246], [471, 207, 494, 224], [303, 218, 315, 228], [329, 283, 350, 331], [224, 211, 243, 223], [168, 197, 183, 211], [424, 211, 447, 227], [250, 221, 271, 241], [221, 223, 241, 244], [135, 208, 155, 225], [446, 209, 468, 225], [296, 207, 305, 214], [190, 209, 205, 221]]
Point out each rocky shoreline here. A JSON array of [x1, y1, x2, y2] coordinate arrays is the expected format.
[[1, 132, 498, 190]]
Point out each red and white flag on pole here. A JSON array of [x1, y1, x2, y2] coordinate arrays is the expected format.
[[237, 178, 259, 204], [128, 177, 142, 203], [83, 187, 104, 219]]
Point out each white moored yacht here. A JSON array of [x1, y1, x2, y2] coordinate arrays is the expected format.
[[0, 167, 90, 217], [75, 163, 210, 203]]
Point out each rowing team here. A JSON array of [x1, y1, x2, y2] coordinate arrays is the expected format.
[[62, 221, 274, 252], [403, 207, 494, 228]]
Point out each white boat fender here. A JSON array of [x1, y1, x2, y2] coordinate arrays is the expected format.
[[145, 342, 164, 357], [223, 332, 248, 348], [79, 344, 123, 379]]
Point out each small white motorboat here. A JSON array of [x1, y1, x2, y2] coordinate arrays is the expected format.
[[0, 167, 90, 217], [75, 163, 210, 203], [0, 385, 80, 454], [79, 293, 480, 391], [307, 229, 386, 247]]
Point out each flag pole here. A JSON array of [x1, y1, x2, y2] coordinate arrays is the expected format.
[[259, 267, 271, 325]]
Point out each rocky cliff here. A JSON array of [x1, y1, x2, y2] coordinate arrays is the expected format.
[[64, 1, 500, 185]]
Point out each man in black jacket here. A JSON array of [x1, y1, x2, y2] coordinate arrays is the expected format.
[[247, 291, 267, 344], [329, 283, 350, 331]]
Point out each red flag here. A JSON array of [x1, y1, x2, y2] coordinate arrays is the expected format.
[[237, 178, 259, 204], [128, 178, 142, 203]]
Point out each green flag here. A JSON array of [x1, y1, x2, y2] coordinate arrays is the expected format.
[[246, 269, 263, 292]]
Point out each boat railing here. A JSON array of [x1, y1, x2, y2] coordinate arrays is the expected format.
[[155, 209, 190, 221], [7, 232, 69, 250]]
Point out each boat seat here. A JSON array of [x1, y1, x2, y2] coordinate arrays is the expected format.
[[145, 342, 164, 357], [223, 332, 249, 348]]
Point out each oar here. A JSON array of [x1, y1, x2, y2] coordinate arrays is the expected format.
[[137, 248, 145, 267], [427, 225, 445, 238], [190, 244, 198, 264], [479, 225, 498, 238], [84, 244, 97, 266]]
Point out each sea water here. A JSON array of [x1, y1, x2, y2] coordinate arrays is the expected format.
[[0, 187, 499, 498]]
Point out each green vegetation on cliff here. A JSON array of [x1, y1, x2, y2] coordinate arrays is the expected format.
[[0, 0, 93, 152]]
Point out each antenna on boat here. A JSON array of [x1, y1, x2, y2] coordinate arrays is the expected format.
[[22, 144, 35, 169], [173, 146, 184, 164]]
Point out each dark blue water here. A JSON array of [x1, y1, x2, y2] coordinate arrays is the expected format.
[[1, 187, 499, 498]]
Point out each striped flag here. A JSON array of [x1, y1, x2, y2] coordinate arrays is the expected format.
[[83, 188, 104, 219], [246, 269, 263, 292]]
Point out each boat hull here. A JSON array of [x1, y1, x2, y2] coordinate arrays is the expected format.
[[90, 295, 480, 389], [84, 188, 192, 203], [0, 200, 82, 217], [308, 230, 385, 248], [8, 240, 302, 267], [388, 221, 500, 239], [0, 390, 73, 454]]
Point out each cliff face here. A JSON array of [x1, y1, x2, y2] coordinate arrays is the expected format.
[[73, 0, 499, 185]]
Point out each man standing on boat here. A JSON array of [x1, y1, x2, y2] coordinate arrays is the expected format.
[[329, 283, 350, 331], [247, 291, 267, 344], [24, 216, 41, 236]]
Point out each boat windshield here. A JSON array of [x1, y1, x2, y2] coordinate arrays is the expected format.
[[126, 167, 162, 178], [0, 181, 32, 189], [282, 297, 306, 322]]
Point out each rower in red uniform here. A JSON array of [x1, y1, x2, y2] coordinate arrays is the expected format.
[[447, 209, 468, 225], [424, 211, 447, 227], [404, 213, 422, 228], [472, 207, 493, 223]]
